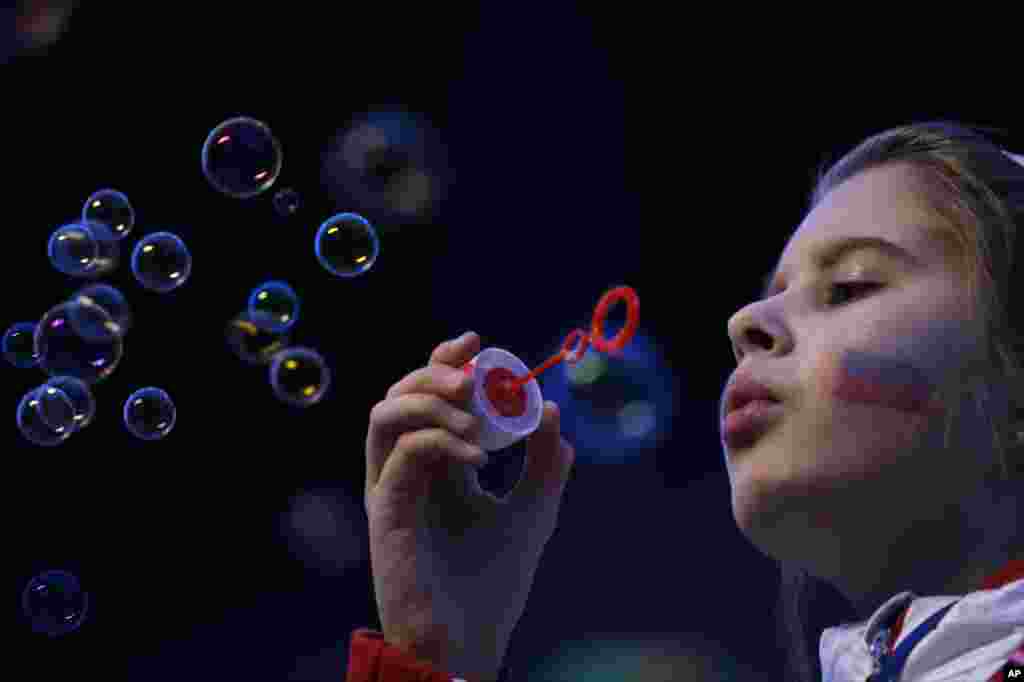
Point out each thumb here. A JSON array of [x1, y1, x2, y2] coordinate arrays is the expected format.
[[507, 401, 574, 514]]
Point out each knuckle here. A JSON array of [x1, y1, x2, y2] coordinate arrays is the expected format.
[[430, 342, 449, 361], [430, 365, 455, 387], [409, 392, 442, 417], [369, 399, 389, 426], [386, 367, 426, 400], [427, 427, 454, 450], [395, 428, 450, 456], [393, 430, 416, 454]]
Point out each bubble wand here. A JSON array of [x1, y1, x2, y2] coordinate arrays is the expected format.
[[460, 285, 640, 452]]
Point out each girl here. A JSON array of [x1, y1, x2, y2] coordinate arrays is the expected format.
[[354, 121, 1024, 681], [729, 121, 1024, 681]]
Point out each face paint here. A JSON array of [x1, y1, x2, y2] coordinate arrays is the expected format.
[[829, 349, 946, 415]]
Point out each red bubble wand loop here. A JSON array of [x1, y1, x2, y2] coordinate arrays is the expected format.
[[487, 286, 640, 412]]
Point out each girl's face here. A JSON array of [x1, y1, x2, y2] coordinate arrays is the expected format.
[[721, 162, 1008, 596]]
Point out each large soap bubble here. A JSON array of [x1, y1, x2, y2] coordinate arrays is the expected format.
[[21, 569, 89, 636], [269, 347, 331, 407], [83, 188, 135, 240], [202, 116, 282, 199], [131, 231, 192, 293], [16, 385, 74, 447], [34, 299, 123, 384]]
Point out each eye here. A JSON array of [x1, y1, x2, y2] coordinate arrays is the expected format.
[[827, 281, 882, 306]]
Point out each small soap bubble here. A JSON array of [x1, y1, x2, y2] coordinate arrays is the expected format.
[[70, 283, 131, 341], [3, 322, 38, 367], [226, 310, 291, 365], [270, 347, 331, 407], [314, 213, 379, 278], [248, 280, 300, 333], [202, 116, 283, 199], [273, 187, 301, 217], [45, 376, 96, 430], [132, 231, 192, 293], [34, 383, 77, 434], [123, 387, 176, 440], [48, 222, 98, 276], [34, 300, 123, 385], [17, 386, 74, 446], [22, 569, 89, 637], [83, 188, 135, 240]]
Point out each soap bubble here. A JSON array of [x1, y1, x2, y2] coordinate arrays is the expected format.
[[321, 110, 449, 223], [3, 321, 38, 367], [48, 222, 98, 276], [270, 347, 331, 407], [202, 116, 282, 199], [34, 299, 123, 385], [248, 280, 300, 333], [44, 375, 96, 430], [225, 310, 290, 365], [123, 386, 175, 440], [17, 385, 74, 446], [132, 231, 192, 293], [69, 283, 131, 341], [21, 569, 89, 637], [314, 213, 379, 278], [83, 188, 135, 239], [541, 331, 675, 462], [272, 187, 301, 217]]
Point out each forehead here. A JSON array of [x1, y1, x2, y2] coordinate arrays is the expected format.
[[776, 163, 955, 273]]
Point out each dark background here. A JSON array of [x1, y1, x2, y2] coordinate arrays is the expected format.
[[6, 5, 1024, 680]]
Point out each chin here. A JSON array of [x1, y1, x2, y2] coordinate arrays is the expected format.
[[730, 463, 845, 575]]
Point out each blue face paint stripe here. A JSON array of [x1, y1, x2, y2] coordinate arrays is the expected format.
[[836, 350, 943, 414]]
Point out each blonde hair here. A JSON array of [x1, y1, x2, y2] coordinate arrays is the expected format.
[[778, 120, 1024, 681]]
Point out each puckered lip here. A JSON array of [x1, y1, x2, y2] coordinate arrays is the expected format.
[[722, 372, 782, 419]]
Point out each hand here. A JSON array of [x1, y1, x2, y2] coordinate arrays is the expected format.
[[365, 331, 575, 681]]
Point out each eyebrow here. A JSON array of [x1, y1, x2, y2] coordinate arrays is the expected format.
[[759, 235, 922, 301]]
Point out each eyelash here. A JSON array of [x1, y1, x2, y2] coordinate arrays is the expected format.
[[827, 281, 882, 306]]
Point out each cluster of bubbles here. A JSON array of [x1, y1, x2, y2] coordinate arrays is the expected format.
[[48, 189, 193, 293], [226, 279, 332, 407], [201, 117, 381, 278], [16, 376, 94, 446], [32, 185, 181, 443], [199, 116, 391, 406], [16, 114, 396, 638], [8, 118, 388, 445], [6, 248, 177, 443]]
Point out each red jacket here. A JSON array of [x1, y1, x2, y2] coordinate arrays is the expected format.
[[345, 628, 471, 682], [345, 560, 1024, 681]]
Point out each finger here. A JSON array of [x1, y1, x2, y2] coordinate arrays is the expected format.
[[373, 428, 487, 508], [366, 394, 483, 491], [507, 401, 575, 514], [429, 331, 480, 369], [385, 363, 475, 403]]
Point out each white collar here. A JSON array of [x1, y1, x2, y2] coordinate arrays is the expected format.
[[818, 578, 1024, 681]]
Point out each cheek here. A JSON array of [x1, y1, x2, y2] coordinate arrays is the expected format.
[[823, 348, 946, 416], [790, 347, 945, 487]]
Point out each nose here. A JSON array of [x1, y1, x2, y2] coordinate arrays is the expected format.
[[728, 313, 777, 364]]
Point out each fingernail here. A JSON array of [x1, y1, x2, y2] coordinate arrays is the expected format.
[[459, 331, 475, 342], [548, 401, 559, 418]]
